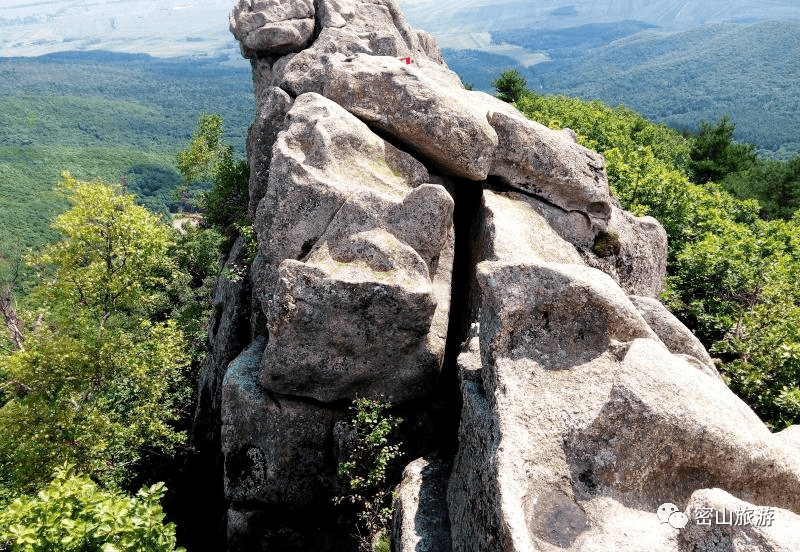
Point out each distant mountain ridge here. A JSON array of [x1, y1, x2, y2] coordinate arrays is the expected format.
[[0, 0, 242, 61], [400, 0, 800, 38], [2, 1, 798, 156], [5, 0, 800, 60], [448, 18, 800, 156]]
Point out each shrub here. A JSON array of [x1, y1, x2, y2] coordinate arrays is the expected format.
[[335, 398, 403, 552], [0, 463, 184, 551]]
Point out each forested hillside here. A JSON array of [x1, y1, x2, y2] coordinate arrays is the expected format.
[[0, 51, 253, 275], [449, 19, 800, 157]]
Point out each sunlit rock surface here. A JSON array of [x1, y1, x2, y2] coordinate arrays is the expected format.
[[187, 1, 800, 550]]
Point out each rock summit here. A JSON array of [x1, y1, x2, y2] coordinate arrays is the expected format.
[[190, 1, 800, 550]]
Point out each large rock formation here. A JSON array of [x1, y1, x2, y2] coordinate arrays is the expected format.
[[191, 1, 800, 550]]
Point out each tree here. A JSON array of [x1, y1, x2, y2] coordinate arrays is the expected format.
[[177, 114, 249, 232], [491, 69, 528, 103], [724, 155, 800, 220], [0, 173, 189, 493], [0, 258, 24, 353], [176, 113, 228, 185], [688, 115, 756, 183]]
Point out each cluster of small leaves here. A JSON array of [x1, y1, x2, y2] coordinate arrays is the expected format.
[[513, 88, 800, 429], [335, 398, 403, 552], [0, 463, 184, 551]]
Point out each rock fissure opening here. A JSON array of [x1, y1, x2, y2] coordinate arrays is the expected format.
[[430, 178, 484, 460]]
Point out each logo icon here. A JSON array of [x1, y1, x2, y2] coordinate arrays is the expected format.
[[657, 503, 688, 529]]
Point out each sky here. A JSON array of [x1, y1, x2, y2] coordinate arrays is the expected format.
[[0, 0, 237, 58], [2, 0, 800, 58]]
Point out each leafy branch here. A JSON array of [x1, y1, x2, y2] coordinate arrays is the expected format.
[[335, 398, 403, 552]]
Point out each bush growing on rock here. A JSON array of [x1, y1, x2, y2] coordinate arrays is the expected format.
[[335, 398, 404, 552]]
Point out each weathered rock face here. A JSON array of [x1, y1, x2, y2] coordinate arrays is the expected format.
[[447, 186, 800, 552], [262, 182, 454, 403], [190, 1, 800, 550], [251, 92, 454, 404], [246, 86, 293, 218], [392, 457, 453, 552], [193, 236, 252, 455], [230, 0, 315, 54], [221, 337, 343, 506]]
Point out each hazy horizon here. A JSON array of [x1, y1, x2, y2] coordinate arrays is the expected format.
[[3, 0, 800, 60]]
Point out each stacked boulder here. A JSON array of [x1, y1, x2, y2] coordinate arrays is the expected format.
[[191, 0, 800, 550]]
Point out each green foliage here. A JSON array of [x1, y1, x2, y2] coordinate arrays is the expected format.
[[0, 53, 252, 153], [371, 528, 391, 552], [491, 69, 528, 103], [177, 114, 250, 233], [709, 215, 800, 427], [198, 156, 250, 232], [0, 52, 254, 281], [592, 231, 621, 257], [176, 114, 226, 185], [166, 224, 225, 364], [514, 88, 800, 429], [0, 174, 190, 492], [724, 155, 800, 220], [0, 463, 184, 551], [335, 398, 403, 552], [688, 115, 756, 184]]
